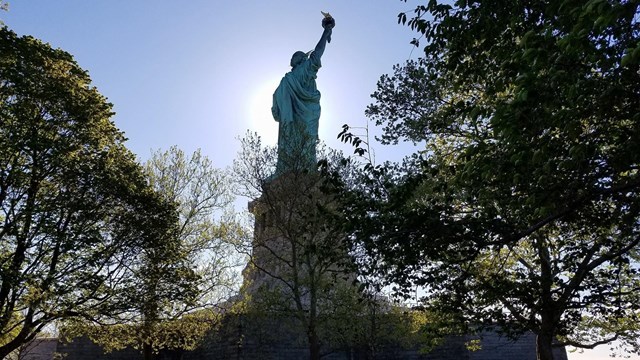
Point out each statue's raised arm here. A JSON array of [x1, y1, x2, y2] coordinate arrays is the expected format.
[[271, 12, 335, 177], [310, 12, 335, 64]]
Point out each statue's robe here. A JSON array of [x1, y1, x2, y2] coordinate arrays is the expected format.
[[271, 54, 322, 174]]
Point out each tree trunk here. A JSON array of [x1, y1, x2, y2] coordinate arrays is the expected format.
[[0, 331, 29, 360], [536, 236, 556, 360], [307, 273, 320, 360], [308, 327, 321, 360], [143, 342, 155, 360], [168, 349, 184, 360], [536, 332, 555, 360]]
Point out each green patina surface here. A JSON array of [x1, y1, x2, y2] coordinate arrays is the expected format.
[[271, 14, 334, 176]]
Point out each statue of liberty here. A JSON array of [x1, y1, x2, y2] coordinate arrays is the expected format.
[[271, 12, 335, 175]]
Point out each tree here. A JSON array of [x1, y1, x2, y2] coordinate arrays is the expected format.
[[69, 147, 241, 360], [66, 309, 222, 360], [0, 2, 8, 26], [0, 27, 176, 358], [136, 147, 239, 359], [234, 132, 363, 360], [234, 133, 458, 359], [338, 1, 640, 360]]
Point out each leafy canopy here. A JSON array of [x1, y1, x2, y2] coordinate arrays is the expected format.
[[338, 0, 640, 358], [0, 26, 175, 357]]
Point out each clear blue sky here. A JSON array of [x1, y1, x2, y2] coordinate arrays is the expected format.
[[3, 0, 421, 167], [2, 2, 633, 359]]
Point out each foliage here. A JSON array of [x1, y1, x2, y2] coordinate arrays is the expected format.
[[63, 309, 222, 355], [0, 27, 175, 358], [323, 299, 445, 357], [0, 2, 7, 26], [337, 1, 640, 359], [234, 132, 450, 358], [138, 146, 240, 314], [74, 147, 241, 359], [232, 280, 437, 359], [233, 132, 365, 359]]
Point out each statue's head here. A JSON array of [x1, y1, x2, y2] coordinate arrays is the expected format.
[[290, 51, 307, 68]]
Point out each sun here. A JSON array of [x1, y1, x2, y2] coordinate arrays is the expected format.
[[247, 76, 280, 146]]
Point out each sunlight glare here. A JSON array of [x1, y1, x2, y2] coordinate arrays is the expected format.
[[248, 76, 280, 146]]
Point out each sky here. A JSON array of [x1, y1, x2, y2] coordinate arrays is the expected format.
[[2, 2, 635, 359], [3, 0, 421, 168]]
